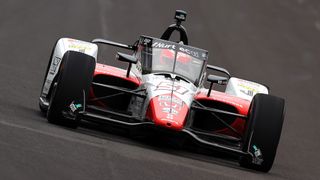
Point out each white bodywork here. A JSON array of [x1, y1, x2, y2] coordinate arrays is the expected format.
[[225, 77, 269, 101], [142, 73, 197, 107], [41, 38, 98, 97]]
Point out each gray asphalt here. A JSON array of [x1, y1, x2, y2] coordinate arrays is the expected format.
[[0, 0, 320, 179]]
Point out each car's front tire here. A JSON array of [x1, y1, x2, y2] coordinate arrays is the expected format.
[[240, 94, 285, 172], [47, 51, 96, 128]]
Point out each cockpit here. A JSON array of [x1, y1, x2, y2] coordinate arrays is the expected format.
[[137, 36, 208, 84]]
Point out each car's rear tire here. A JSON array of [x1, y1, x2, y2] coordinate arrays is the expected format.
[[47, 51, 96, 128], [240, 94, 285, 172]]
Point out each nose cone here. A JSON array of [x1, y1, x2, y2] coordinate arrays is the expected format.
[[148, 94, 188, 131]]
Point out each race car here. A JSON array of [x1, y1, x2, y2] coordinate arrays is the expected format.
[[39, 10, 285, 172]]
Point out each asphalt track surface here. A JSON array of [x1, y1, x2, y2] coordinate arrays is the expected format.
[[0, 0, 320, 179]]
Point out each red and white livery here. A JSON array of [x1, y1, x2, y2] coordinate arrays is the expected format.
[[39, 10, 285, 172]]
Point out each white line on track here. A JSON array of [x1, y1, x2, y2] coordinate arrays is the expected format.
[[0, 119, 105, 148]]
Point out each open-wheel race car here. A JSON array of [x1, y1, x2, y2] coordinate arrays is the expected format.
[[39, 10, 285, 172]]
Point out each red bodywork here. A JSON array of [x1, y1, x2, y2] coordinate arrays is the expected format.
[[90, 63, 250, 137], [195, 90, 250, 136], [147, 94, 189, 131], [94, 63, 141, 85]]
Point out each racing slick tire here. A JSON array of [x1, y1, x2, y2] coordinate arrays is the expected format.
[[240, 93, 285, 172], [47, 51, 96, 128]]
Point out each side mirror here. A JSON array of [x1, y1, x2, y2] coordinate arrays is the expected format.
[[207, 75, 228, 85], [206, 64, 231, 78], [206, 75, 228, 97], [116, 52, 138, 77], [117, 52, 137, 64]]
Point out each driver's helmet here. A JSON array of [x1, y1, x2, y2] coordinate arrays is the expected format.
[[160, 49, 192, 66], [159, 49, 175, 64]]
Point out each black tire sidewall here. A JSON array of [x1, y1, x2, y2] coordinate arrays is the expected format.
[[240, 94, 285, 172], [47, 51, 96, 126]]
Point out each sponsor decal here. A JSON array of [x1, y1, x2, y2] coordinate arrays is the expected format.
[[141, 37, 207, 60], [179, 46, 199, 58], [166, 113, 174, 120], [238, 83, 259, 97], [252, 145, 263, 165], [69, 102, 82, 112], [240, 89, 254, 97], [49, 57, 61, 74], [158, 95, 182, 105], [151, 42, 204, 59], [152, 42, 176, 50], [158, 95, 171, 101], [156, 82, 188, 95], [238, 83, 259, 92], [68, 43, 92, 53], [143, 38, 152, 45], [158, 95, 183, 116], [162, 107, 179, 115], [42, 79, 52, 95], [64, 38, 97, 56]]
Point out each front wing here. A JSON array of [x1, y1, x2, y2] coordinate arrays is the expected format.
[[62, 83, 260, 164]]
